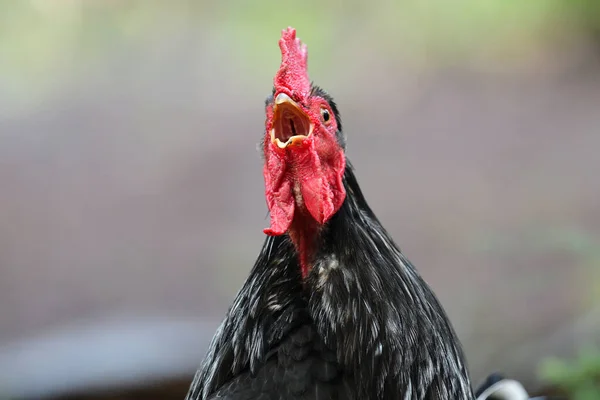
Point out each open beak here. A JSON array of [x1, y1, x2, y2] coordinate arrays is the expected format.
[[270, 93, 314, 149]]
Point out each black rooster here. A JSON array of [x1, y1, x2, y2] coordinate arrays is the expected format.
[[186, 27, 476, 399]]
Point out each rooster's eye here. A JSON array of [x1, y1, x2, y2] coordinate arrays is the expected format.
[[321, 108, 330, 122]]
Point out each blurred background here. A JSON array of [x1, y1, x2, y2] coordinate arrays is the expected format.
[[1, 1, 599, 399]]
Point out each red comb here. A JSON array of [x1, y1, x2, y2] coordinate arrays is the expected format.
[[273, 27, 310, 101]]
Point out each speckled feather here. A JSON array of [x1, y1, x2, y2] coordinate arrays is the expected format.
[[185, 86, 474, 400]]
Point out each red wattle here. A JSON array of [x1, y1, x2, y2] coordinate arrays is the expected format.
[[263, 148, 294, 236], [263, 178, 294, 236], [263, 140, 346, 236]]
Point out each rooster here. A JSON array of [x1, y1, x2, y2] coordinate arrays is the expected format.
[[186, 27, 512, 400]]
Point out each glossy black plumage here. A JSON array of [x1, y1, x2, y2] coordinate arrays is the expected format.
[[185, 87, 474, 400]]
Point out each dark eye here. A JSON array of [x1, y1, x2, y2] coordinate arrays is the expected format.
[[321, 108, 330, 122]]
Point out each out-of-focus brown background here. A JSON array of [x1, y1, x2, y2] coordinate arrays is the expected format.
[[1, 1, 599, 399]]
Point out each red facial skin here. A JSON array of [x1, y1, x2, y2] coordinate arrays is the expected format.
[[263, 28, 346, 279]]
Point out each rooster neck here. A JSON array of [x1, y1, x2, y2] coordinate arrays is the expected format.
[[191, 162, 474, 400], [288, 187, 322, 279], [301, 162, 475, 398], [288, 215, 319, 279]]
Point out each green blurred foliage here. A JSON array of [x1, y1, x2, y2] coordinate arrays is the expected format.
[[539, 347, 600, 400], [2, 0, 600, 96]]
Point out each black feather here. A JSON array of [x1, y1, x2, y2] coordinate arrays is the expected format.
[[185, 89, 474, 400]]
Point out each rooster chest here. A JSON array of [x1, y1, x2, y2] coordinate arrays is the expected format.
[[210, 323, 355, 400]]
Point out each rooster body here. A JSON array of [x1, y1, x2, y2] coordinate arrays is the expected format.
[[187, 166, 473, 400], [186, 28, 473, 400]]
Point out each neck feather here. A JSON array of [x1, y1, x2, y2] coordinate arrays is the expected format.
[[303, 162, 472, 398]]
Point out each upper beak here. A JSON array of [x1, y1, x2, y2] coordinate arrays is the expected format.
[[270, 93, 314, 149]]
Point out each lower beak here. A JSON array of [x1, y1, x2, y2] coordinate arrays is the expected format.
[[272, 134, 307, 148]]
